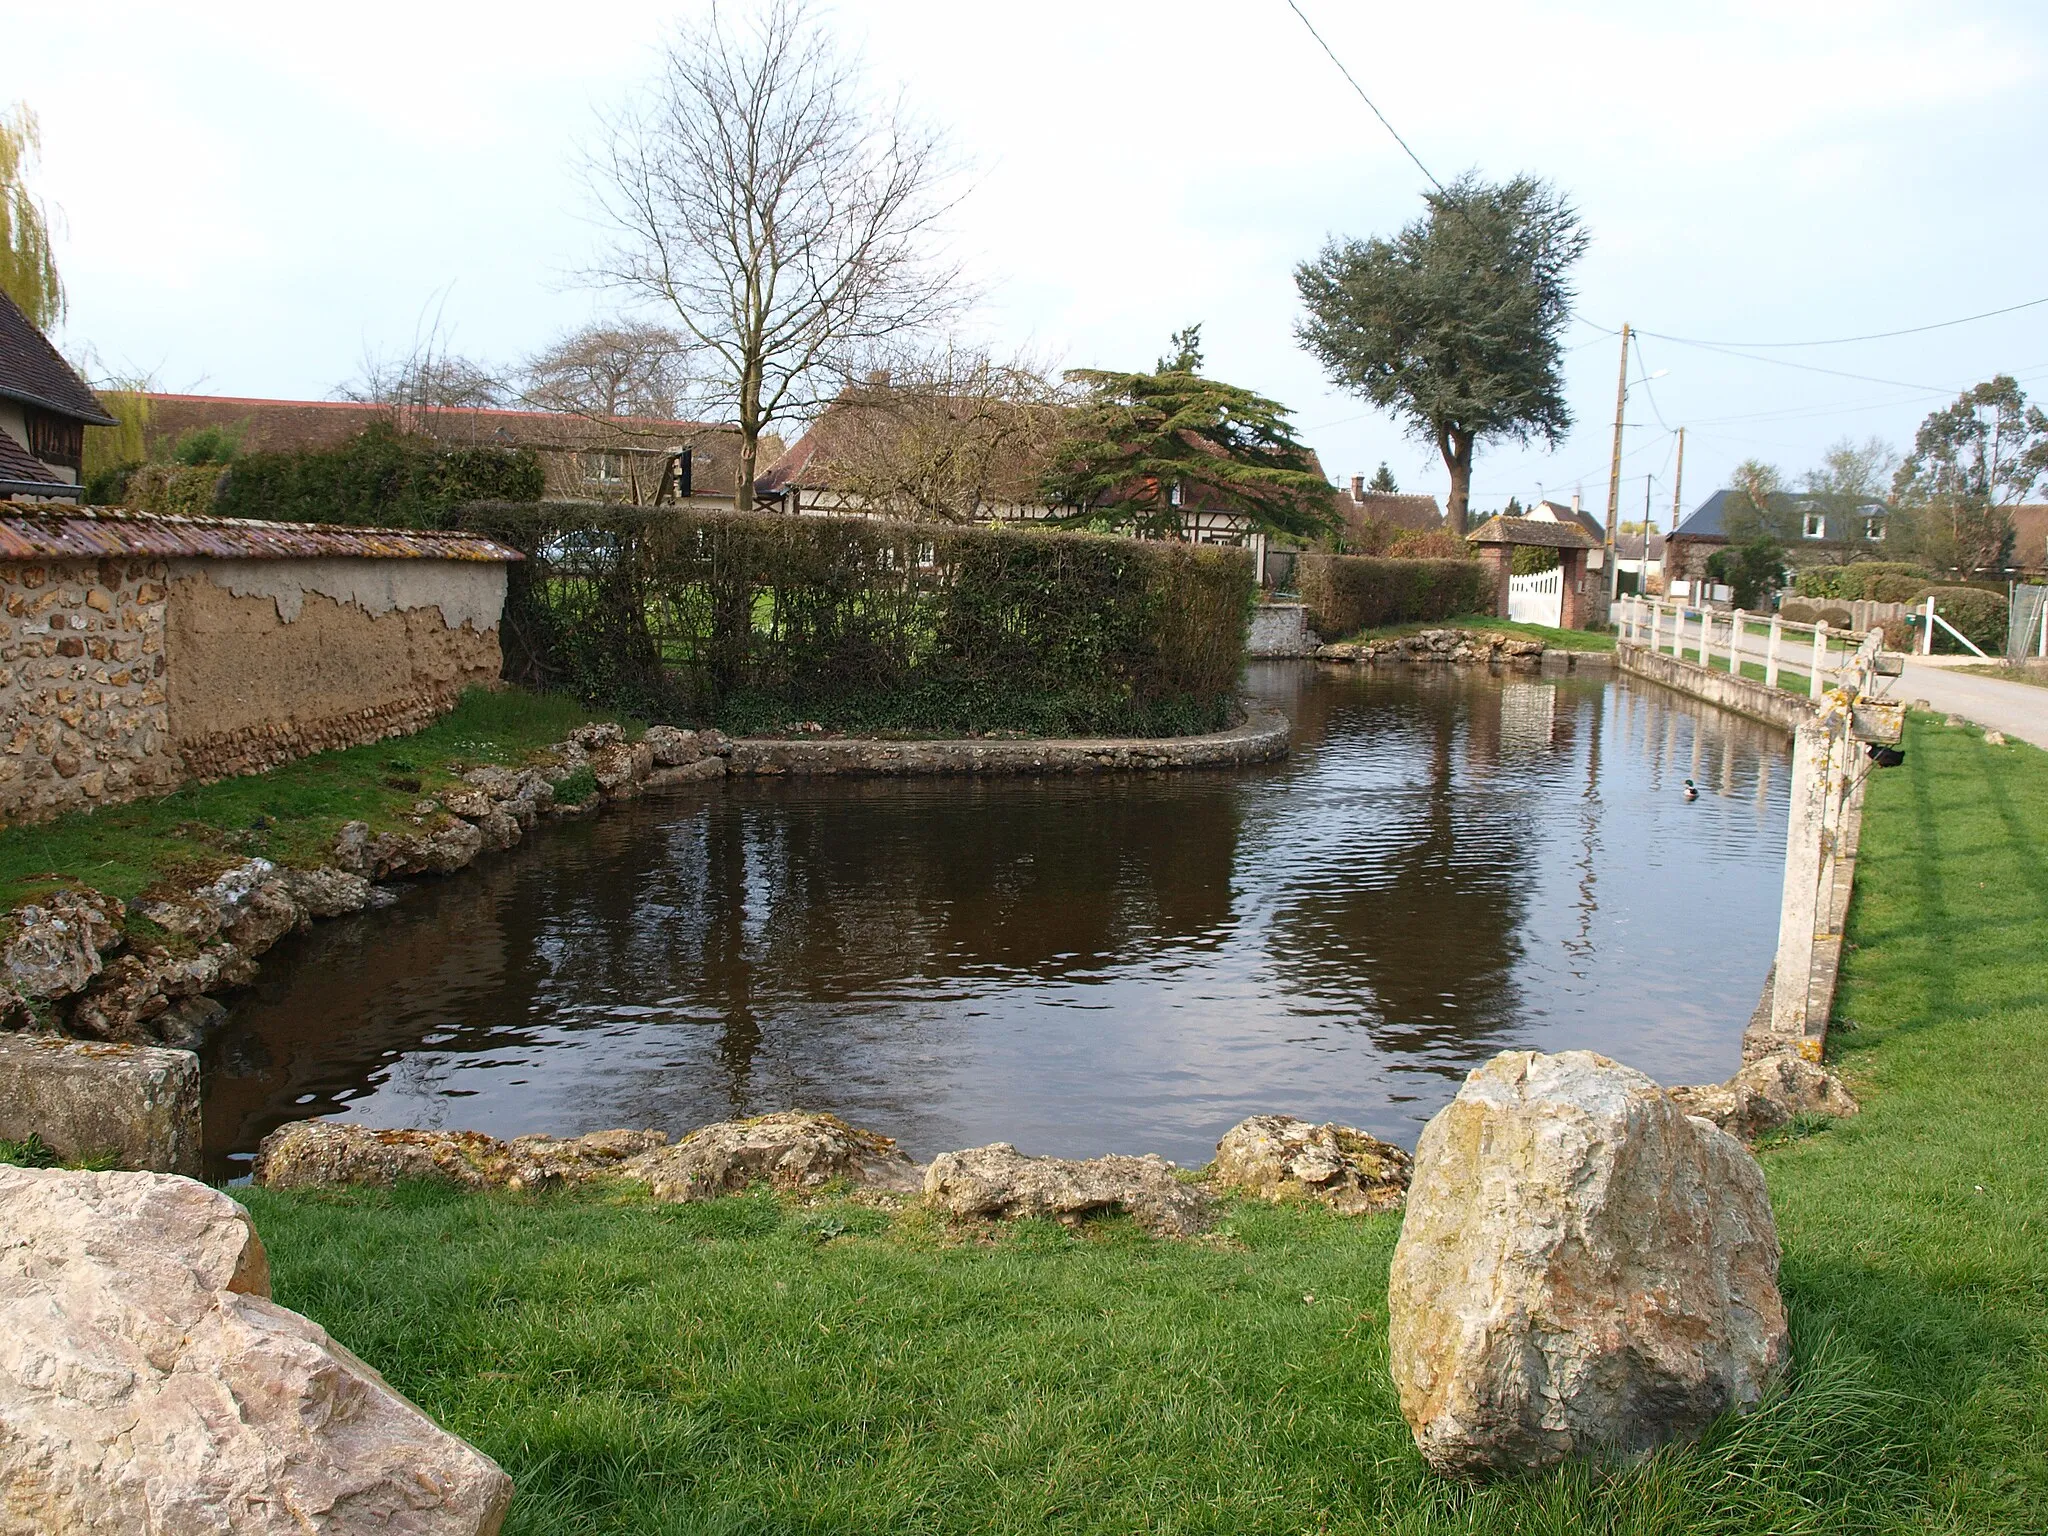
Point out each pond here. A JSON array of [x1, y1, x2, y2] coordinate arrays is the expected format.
[[203, 663, 1793, 1180]]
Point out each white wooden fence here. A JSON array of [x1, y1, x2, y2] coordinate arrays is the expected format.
[[1618, 597, 1858, 700], [1508, 566, 1563, 628]]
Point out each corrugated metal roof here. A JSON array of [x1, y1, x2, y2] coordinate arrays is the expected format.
[[0, 505, 523, 562]]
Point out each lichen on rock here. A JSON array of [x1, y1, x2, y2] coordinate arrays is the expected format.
[[1388, 1049, 1788, 1477], [620, 1110, 920, 1201], [923, 1143, 1216, 1237], [1668, 1052, 1860, 1142], [1211, 1114, 1411, 1214]]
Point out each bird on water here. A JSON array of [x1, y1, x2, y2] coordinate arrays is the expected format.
[[1683, 778, 1698, 800]]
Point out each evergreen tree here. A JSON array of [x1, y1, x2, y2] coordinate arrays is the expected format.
[[1367, 462, 1398, 493], [1044, 339, 1336, 541], [1502, 495, 1523, 518], [1157, 325, 1204, 375], [1295, 174, 1588, 534]]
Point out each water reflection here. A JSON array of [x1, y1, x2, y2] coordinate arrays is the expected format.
[[206, 664, 1791, 1178]]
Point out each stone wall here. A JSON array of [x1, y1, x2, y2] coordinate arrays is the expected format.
[[165, 558, 505, 782], [0, 558, 180, 824], [1615, 642, 1809, 735]]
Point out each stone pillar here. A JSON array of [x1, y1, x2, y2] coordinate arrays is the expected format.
[[1480, 544, 1513, 617], [1770, 719, 1832, 1045], [1558, 548, 1588, 629]]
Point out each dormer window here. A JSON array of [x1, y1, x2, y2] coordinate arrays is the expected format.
[[1802, 511, 1826, 540], [1169, 481, 1184, 507], [1864, 517, 1885, 541]]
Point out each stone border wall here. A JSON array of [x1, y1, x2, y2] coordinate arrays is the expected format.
[[726, 711, 1291, 777], [1616, 642, 1810, 734]]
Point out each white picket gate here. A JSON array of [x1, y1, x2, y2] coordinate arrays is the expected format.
[[1508, 565, 1563, 628]]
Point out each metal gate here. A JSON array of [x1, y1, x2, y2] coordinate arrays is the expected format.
[[2010, 584, 2048, 660], [1508, 566, 1563, 628]]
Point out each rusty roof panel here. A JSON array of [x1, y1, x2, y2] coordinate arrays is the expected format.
[[0, 505, 523, 563]]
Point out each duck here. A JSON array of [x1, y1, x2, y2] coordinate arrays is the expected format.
[[1683, 778, 1698, 801]]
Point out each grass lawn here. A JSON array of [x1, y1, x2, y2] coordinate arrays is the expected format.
[[228, 709, 2048, 1534], [0, 688, 621, 914], [1339, 614, 1616, 651]]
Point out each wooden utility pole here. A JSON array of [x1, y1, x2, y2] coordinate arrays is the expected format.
[[1671, 425, 1687, 534], [1604, 323, 1631, 601]]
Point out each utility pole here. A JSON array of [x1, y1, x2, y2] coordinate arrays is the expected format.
[[1604, 322, 1631, 603], [1670, 426, 1686, 535]]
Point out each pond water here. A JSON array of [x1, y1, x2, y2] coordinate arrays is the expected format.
[[203, 663, 1793, 1180]]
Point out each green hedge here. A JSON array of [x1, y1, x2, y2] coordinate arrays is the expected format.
[[1794, 562, 1936, 604], [455, 503, 1255, 737], [1297, 553, 1493, 639], [216, 422, 542, 528]]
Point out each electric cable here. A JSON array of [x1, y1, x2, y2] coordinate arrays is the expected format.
[[1283, 1, 1450, 198]]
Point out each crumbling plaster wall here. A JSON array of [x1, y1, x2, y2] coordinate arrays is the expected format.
[[165, 558, 505, 782]]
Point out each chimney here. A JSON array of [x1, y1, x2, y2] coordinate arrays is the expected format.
[[1351, 474, 1364, 498], [1570, 491, 1581, 515]]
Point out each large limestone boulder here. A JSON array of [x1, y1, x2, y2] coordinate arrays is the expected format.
[[0, 1165, 511, 1533], [1388, 1050, 1788, 1477], [924, 1143, 1216, 1237], [252, 1120, 667, 1193], [1211, 1114, 1411, 1215], [0, 1034, 201, 1175], [1668, 1053, 1860, 1143], [620, 1110, 920, 1200]]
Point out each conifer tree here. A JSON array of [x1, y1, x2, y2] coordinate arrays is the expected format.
[[1367, 462, 1398, 493], [1043, 334, 1336, 540]]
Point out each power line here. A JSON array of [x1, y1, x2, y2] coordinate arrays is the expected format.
[[1638, 294, 2048, 350], [1283, 1, 1449, 197]]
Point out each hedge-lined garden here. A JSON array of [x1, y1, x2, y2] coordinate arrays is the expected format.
[[456, 503, 1255, 737], [1297, 551, 1492, 640]]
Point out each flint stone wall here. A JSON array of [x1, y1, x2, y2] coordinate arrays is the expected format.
[[0, 558, 178, 824]]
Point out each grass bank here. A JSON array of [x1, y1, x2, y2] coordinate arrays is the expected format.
[[0, 688, 620, 914], [230, 708, 2048, 1534], [1338, 614, 1616, 651]]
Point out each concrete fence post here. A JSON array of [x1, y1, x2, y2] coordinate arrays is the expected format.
[[1766, 615, 1783, 691], [1697, 607, 1712, 666], [1922, 595, 1936, 657], [1771, 718, 1833, 1043], [1730, 609, 1746, 676], [1811, 621, 1829, 699]]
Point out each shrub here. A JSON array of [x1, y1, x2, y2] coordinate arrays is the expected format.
[[1389, 528, 1473, 561], [1794, 562, 1933, 603], [456, 503, 1255, 737], [1297, 553, 1493, 638], [217, 421, 543, 528], [1914, 586, 2007, 655], [1779, 599, 1854, 630], [124, 462, 230, 516]]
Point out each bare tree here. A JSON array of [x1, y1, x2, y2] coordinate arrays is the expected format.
[[519, 321, 701, 421], [587, 0, 964, 509], [807, 345, 1069, 521]]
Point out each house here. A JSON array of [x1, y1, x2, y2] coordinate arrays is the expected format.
[[1525, 495, 1606, 543], [0, 289, 114, 499], [757, 392, 1328, 549], [138, 394, 744, 506], [1665, 488, 1891, 595], [2008, 505, 2048, 574], [1331, 476, 1443, 544]]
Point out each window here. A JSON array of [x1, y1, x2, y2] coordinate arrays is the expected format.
[[1802, 512, 1826, 540], [1169, 481, 1184, 507], [1864, 517, 1885, 541], [581, 451, 625, 484]]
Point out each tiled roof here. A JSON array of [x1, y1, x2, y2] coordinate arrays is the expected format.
[[1342, 490, 1442, 531], [1672, 488, 1889, 543], [0, 290, 115, 424], [1466, 514, 1598, 549], [0, 506, 522, 563], [0, 429, 65, 487]]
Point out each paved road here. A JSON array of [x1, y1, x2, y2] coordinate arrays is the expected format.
[[1638, 615, 2048, 749]]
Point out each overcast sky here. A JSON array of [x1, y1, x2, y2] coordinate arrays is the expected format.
[[14, 0, 2048, 523]]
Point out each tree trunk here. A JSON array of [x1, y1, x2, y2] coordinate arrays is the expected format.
[[1438, 426, 1475, 535]]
